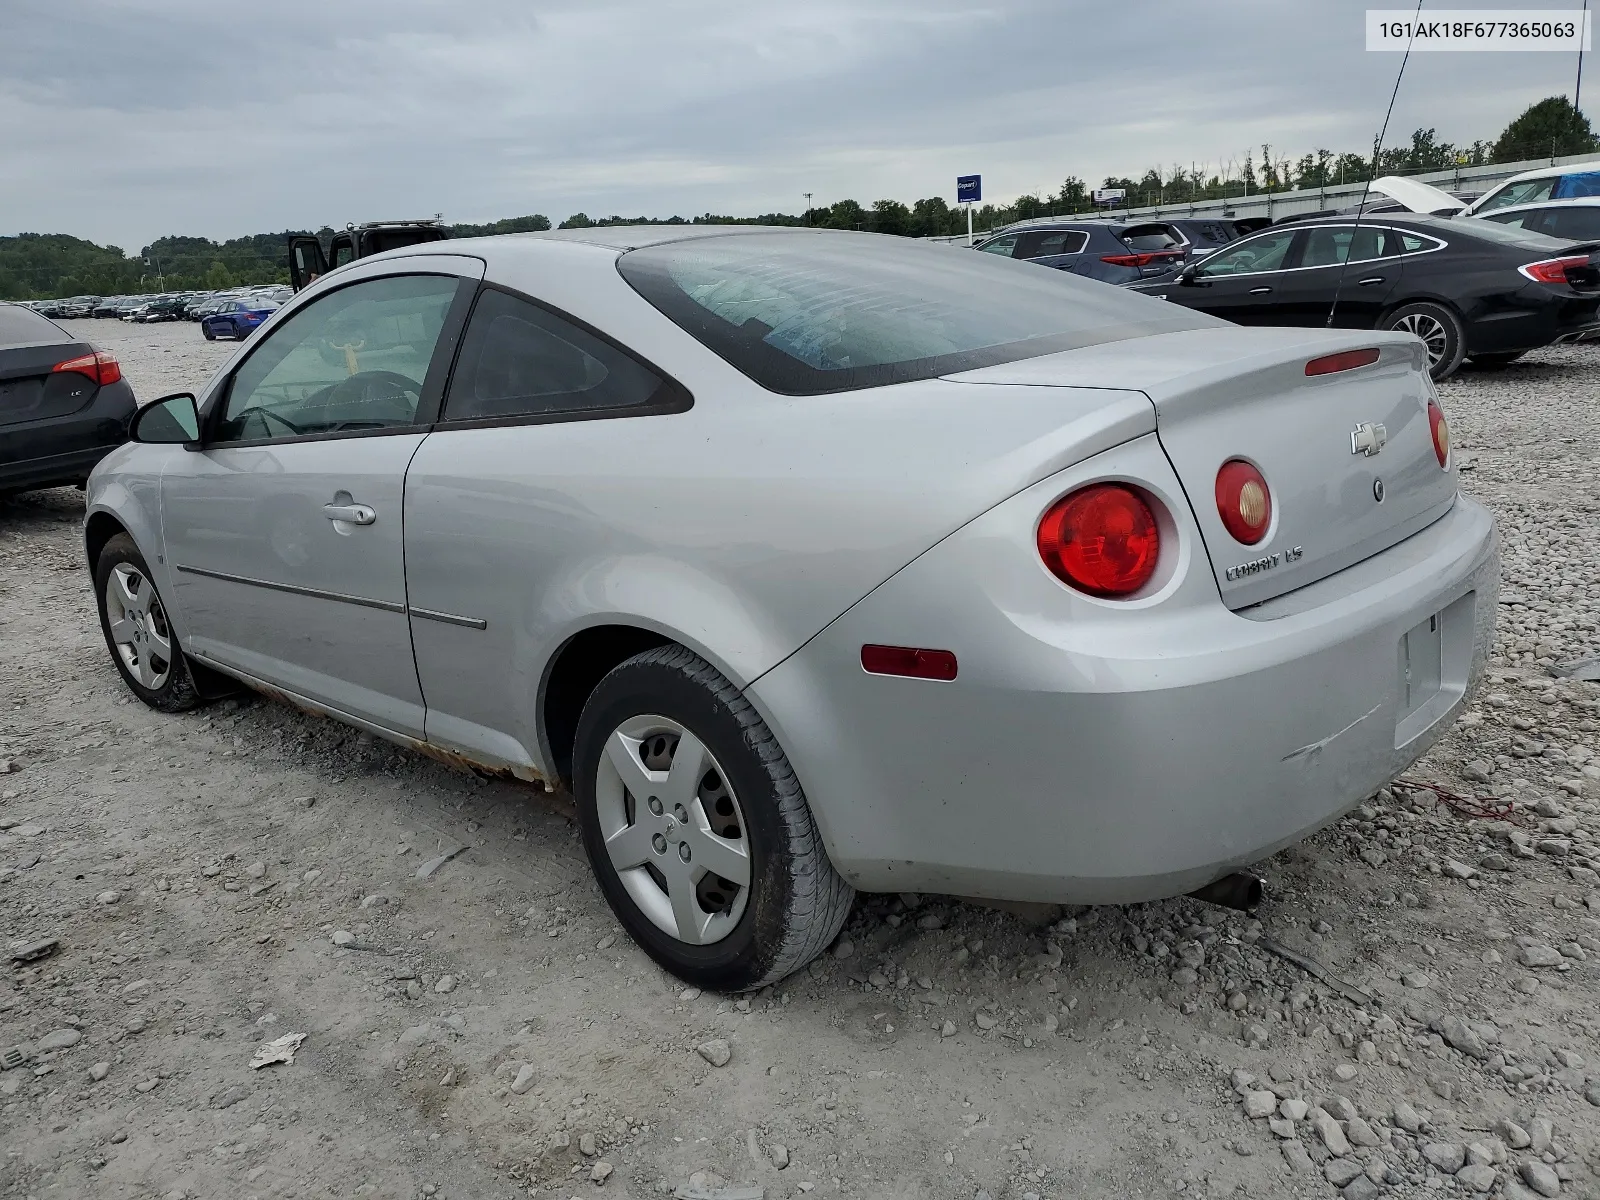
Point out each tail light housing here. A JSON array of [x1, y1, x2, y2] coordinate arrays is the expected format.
[[1519, 255, 1590, 285], [1427, 398, 1450, 467], [1215, 460, 1272, 544], [52, 350, 121, 387], [1037, 484, 1161, 598]]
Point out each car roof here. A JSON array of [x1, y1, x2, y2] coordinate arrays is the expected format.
[[1477, 195, 1600, 214], [499, 224, 816, 251], [1493, 157, 1600, 184]]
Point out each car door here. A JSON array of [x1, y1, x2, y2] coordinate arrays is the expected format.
[[403, 284, 691, 774], [1012, 228, 1090, 273], [1269, 223, 1403, 328], [1142, 226, 1302, 322], [159, 257, 481, 735]]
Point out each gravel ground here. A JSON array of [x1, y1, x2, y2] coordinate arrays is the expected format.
[[1, 319, 1597, 1200]]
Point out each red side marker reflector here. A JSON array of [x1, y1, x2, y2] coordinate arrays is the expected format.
[[860, 645, 958, 682], [1304, 348, 1380, 376]]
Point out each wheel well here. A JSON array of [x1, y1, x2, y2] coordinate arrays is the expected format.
[[1378, 295, 1464, 327], [84, 512, 127, 571], [541, 625, 671, 788]]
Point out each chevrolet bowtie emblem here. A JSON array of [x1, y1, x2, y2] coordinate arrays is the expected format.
[[1350, 421, 1387, 457]]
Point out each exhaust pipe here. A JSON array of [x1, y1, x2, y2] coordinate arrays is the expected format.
[[1188, 871, 1263, 911]]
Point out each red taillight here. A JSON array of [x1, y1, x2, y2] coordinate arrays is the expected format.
[[1427, 398, 1450, 467], [860, 644, 958, 681], [1519, 254, 1589, 285], [1036, 484, 1161, 598], [1101, 251, 1184, 268], [51, 350, 121, 387], [1214, 460, 1272, 545], [1305, 347, 1381, 376]]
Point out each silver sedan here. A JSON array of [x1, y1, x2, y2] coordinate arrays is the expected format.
[[85, 227, 1498, 990]]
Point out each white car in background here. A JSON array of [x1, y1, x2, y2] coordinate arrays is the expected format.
[[1465, 159, 1600, 216]]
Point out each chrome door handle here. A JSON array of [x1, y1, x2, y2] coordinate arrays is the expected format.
[[324, 503, 376, 525], [1357, 276, 1386, 286], [1248, 286, 1272, 294]]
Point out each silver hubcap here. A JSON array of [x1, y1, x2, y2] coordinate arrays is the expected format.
[[595, 715, 751, 945], [105, 563, 172, 690], [1393, 312, 1448, 366]]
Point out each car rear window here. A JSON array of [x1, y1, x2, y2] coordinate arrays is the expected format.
[[0, 304, 69, 348], [617, 232, 1214, 395], [1119, 224, 1182, 251]]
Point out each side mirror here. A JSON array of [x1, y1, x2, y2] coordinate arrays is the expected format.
[[131, 393, 200, 444]]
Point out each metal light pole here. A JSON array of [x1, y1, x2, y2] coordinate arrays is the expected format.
[[803, 193, 812, 225]]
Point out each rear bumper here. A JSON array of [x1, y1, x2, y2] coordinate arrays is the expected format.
[[0, 382, 136, 491], [1464, 286, 1600, 354], [748, 494, 1497, 904]]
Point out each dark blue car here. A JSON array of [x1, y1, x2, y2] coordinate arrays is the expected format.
[[201, 298, 280, 341], [973, 219, 1197, 284]]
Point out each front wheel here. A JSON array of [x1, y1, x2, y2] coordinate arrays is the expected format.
[[1382, 301, 1467, 381], [573, 646, 854, 991], [94, 534, 202, 712]]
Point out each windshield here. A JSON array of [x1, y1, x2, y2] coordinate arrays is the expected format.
[[617, 231, 1215, 395]]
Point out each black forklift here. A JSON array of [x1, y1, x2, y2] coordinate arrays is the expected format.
[[286, 218, 452, 290]]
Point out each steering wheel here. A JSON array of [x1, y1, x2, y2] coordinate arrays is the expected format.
[[227, 406, 304, 437], [320, 370, 422, 408]]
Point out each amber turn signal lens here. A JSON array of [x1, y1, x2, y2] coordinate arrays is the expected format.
[[1427, 398, 1450, 467], [1215, 460, 1272, 545]]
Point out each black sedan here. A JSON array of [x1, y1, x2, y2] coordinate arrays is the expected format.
[[1130, 214, 1600, 379], [0, 304, 137, 498]]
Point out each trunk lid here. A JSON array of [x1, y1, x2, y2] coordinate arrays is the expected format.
[[948, 326, 1458, 608], [0, 341, 100, 428]]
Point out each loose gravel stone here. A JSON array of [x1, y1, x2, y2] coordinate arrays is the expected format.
[[1458, 1164, 1498, 1193], [695, 1038, 731, 1067], [1518, 1161, 1561, 1197], [1326, 1157, 1365, 1187], [1242, 1089, 1277, 1118], [1312, 1109, 1351, 1156], [1423, 1143, 1466, 1174]]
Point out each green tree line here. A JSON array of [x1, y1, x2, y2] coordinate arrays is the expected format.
[[4, 96, 1593, 301]]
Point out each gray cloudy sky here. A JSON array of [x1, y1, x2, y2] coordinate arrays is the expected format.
[[1, 0, 1590, 250]]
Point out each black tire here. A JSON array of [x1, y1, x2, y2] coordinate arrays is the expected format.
[[573, 645, 854, 991], [93, 533, 202, 713], [1466, 351, 1526, 370], [1382, 301, 1467, 381], [202, 325, 215, 341]]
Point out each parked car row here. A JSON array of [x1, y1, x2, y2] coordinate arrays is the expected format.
[[25, 286, 293, 326], [973, 160, 1600, 379]]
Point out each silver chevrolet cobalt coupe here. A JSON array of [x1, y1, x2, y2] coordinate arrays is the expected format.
[[86, 227, 1497, 989]]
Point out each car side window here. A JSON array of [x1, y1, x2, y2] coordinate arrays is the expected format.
[[442, 288, 666, 422], [1552, 170, 1600, 199], [215, 274, 460, 445], [1195, 229, 1297, 277], [1398, 232, 1438, 253], [977, 235, 1019, 257], [1476, 177, 1557, 212], [1013, 230, 1087, 259], [1298, 225, 1387, 268], [1548, 206, 1600, 239]]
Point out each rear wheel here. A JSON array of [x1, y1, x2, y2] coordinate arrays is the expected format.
[[94, 534, 201, 712], [573, 646, 853, 991], [1466, 350, 1526, 370], [1382, 302, 1466, 381], [202, 324, 215, 341]]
